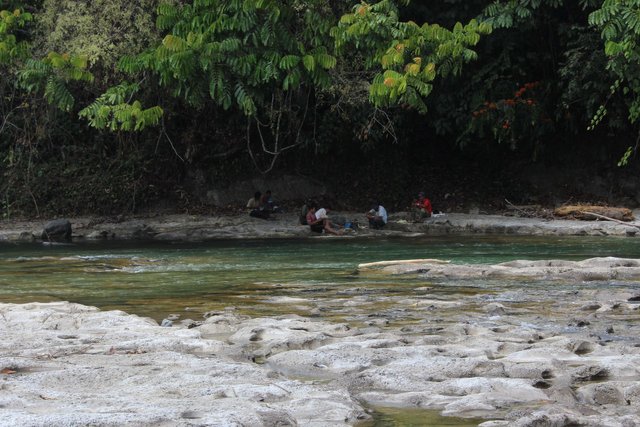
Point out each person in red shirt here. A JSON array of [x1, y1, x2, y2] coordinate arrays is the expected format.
[[413, 192, 432, 221]]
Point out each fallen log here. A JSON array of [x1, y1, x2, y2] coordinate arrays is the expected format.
[[554, 205, 634, 222]]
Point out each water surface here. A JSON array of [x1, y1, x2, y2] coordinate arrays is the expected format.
[[1, 235, 638, 321]]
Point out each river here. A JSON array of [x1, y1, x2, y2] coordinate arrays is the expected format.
[[1, 235, 638, 321], [2, 235, 640, 426]]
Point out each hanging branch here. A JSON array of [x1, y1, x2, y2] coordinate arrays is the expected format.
[[155, 117, 184, 162], [0, 84, 22, 136], [504, 198, 534, 217], [368, 108, 398, 143], [246, 88, 311, 174], [0, 113, 19, 135]]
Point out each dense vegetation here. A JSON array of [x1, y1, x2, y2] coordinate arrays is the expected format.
[[2, 0, 640, 217]]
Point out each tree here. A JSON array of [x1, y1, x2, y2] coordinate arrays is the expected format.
[[332, 0, 491, 113], [82, 0, 339, 172], [589, 0, 640, 164], [36, 0, 162, 74], [0, 7, 31, 136], [415, 0, 621, 163]]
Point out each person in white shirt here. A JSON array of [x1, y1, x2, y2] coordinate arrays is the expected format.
[[315, 207, 328, 220], [246, 191, 269, 219], [246, 191, 262, 209], [366, 202, 388, 229]]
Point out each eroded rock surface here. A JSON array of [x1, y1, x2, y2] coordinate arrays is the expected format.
[[0, 302, 366, 426], [361, 256, 640, 281], [3, 253, 640, 427]]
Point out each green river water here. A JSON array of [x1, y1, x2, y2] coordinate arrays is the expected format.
[[1, 234, 639, 426], [1, 235, 638, 322]]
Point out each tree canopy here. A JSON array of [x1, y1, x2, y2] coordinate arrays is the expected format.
[[2, 0, 640, 216]]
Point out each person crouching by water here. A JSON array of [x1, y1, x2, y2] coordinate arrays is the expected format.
[[247, 191, 269, 219], [366, 202, 387, 229], [306, 204, 343, 235]]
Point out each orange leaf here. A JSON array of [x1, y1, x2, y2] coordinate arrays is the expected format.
[[1, 368, 17, 374]]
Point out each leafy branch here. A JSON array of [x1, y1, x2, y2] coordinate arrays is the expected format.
[[332, 0, 491, 113], [79, 83, 163, 131]]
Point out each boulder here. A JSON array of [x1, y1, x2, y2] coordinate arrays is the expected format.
[[41, 219, 72, 242]]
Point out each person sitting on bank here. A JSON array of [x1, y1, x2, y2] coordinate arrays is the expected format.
[[306, 204, 343, 235], [247, 191, 269, 219], [260, 189, 281, 213], [366, 202, 388, 229], [412, 191, 432, 221]]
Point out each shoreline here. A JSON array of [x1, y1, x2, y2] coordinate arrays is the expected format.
[[1, 210, 640, 242]]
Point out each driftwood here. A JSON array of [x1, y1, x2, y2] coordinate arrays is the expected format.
[[504, 199, 553, 219], [581, 211, 640, 230], [554, 205, 634, 222], [505, 200, 537, 217], [358, 259, 450, 269]]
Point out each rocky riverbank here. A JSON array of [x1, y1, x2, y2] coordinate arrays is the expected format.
[[1, 210, 640, 242], [2, 213, 640, 426], [2, 254, 640, 427]]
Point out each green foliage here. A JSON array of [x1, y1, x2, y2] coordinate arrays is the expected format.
[[558, 28, 616, 134], [443, 1, 618, 154], [79, 83, 163, 131], [332, 0, 491, 113], [482, 0, 600, 29], [0, 8, 31, 64], [482, 0, 550, 28], [114, 0, 336, 118], [36, 0, 162, 71], [4, 0, 640, 219], [588, 103, 609, 131], [588, 0, 640, 164], [19, 51, 94, 111], [589, 0, 640, 122], [618, 145, 634, 166]]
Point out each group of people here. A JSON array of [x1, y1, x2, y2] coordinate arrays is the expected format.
[[246, 190, 279, 219], [248, 189, 434, 233], [299, 200, 391, 235], [363, 192, 433, 230]]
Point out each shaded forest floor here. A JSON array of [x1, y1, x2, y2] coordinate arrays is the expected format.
[[2, 137, 640, 221]]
